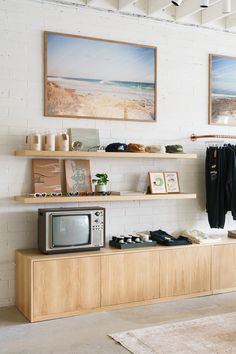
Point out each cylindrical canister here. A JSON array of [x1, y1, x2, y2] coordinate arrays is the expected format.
[[30, 132, 42, 151], [55, 132, 69, 151], [43, 132, 55, 151]]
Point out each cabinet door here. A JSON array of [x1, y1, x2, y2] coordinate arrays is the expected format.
[[212, 244, 236, 291], [101, 251, 159, 306], [160, 247, 211, 298], [33, 257, 100, 318]]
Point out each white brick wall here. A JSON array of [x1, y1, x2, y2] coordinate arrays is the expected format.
[[1, 0, 236, 306]]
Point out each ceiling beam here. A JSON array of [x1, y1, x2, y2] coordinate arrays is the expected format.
[[175, 0, 202, 20], [148, 0, 171, 16], [225, 13, 236, 27], [201, 1, 236, 24], [119, 0, 137, 9], [175, 0, 220, 20]]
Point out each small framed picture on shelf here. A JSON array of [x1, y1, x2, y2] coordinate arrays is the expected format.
[[65, 159, 92, 194], [149, 172, 167, 194], [164, 172, 180, 193]]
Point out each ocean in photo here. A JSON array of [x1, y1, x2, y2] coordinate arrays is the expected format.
[[48, 76, 155, 101]]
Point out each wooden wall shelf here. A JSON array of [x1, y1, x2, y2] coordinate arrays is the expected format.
[[15, 193, 197, 204], [15, 150, 197, 159]]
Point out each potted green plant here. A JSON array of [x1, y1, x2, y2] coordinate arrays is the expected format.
[[92, 173, 109, 193]]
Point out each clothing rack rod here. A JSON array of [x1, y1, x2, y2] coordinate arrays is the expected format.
[[191, 134, 236, 141]]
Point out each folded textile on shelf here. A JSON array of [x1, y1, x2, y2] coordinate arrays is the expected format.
[[228, 230, 236, 238], [181, 229, 223, 244], [150, 229, 192, 246]]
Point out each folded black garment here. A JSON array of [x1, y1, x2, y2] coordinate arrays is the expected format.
[[105, 143, 127, 152], [150, 229, 192, 246]]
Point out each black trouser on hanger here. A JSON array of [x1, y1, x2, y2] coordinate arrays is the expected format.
[[205, 147, 226, 228], [226, 145, 236, 219]]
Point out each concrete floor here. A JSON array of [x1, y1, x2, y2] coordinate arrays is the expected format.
[[1, 293, 236, 354]]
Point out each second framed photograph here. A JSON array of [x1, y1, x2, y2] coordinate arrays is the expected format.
[[149, 172, 167, 194], [209, 54, 236, 126], [164, 172, 180, 193]]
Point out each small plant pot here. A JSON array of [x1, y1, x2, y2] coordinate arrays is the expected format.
[[95, 184, 107, 193]]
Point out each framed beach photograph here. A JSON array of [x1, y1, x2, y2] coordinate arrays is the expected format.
[[149, 172, 167, 194], [44, 31, 157, 122], [209, 54, 236, 126], [164, 172, 180, 193]]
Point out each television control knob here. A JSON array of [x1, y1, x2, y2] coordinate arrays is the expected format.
[[95, 212, 100, 216], [95, 219, 99, 223]]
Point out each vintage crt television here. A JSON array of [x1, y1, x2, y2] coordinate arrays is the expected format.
[[38, 207, 105, 254]]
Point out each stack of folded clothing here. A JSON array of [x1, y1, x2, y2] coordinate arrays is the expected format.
[[228, 230, 236, 238], [181, 229, 223, 244], [150, 229, 192, 246]]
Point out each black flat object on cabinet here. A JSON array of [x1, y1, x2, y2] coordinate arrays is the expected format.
[[150, 229, 192, 246]]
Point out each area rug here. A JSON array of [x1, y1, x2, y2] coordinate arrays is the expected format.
[[109, 312, 236, 354]]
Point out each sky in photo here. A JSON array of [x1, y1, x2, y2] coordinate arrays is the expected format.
[[212, 55, 236, 95], [47, 33, 155, 83]]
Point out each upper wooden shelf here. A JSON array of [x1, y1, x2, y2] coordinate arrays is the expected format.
[[15, 193, 197, 204], [15, 150, 197, 159]]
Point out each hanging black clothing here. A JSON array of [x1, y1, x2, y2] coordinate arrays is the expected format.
[[205, 147, 220, 228], [226, 145, 236, 219], [205, 144, 236, 228]]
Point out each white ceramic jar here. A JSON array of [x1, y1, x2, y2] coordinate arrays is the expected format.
[[30, 132, 42, 151], [43, 131, 55, 151], [55, 132, 69, 151]]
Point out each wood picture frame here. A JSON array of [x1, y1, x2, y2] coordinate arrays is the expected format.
[[209, 53, 236, 126], [65, 159, 92, 194], [164, 172, 180, 193], [32, 159, 62, 194], [149, 172, 167, 194], [44, 31, 157, 122]]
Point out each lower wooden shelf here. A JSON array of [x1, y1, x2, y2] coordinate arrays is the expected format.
[[15, 193, 197, 204]]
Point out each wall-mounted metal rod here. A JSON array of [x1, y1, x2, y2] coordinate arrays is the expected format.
[[191, 134, 236, 141]]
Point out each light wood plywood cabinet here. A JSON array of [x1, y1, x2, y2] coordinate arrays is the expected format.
[[16, 241, 236, 322], [16, 251, 100, 322], [101, 251, 159, 306], [33, 257, 100, 319], [159, 247, 212, 298], [212, 244, 236, 292]]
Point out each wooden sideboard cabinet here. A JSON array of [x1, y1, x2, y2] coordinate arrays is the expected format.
[[101, 251, 159, 306], [16, 240, 236, 322], [16, 251, 100, 322], [212, 244, 236, 293], [159, 247, 212, 298]]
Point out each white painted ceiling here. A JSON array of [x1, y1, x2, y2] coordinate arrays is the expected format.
[[39, 0, 236, 32]]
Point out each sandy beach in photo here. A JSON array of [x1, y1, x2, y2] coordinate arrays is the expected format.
[[211, 94, 236, 125], [210, 55, 236, 125], [46, 79, 155, 120]]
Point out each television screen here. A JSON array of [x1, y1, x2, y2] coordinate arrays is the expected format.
[[52, 214, 90, 247]]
